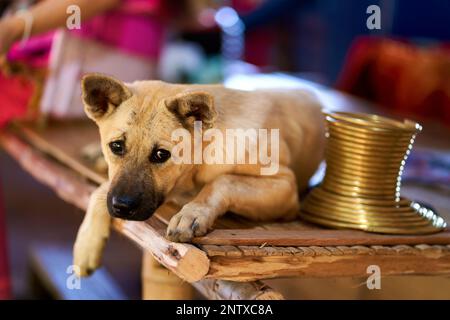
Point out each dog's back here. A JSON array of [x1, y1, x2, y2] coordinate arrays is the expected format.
[[194, 86, 326, 191]]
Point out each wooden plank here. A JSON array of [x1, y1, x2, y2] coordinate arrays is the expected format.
[[219, 246, 243, 257], [15, 121, 106, 185], [0, 132, 209, 283], [206, 244, 450, 281], [200, 245, 229, 257], [202, 243, 450, 281], [191, 228, 450, 247]]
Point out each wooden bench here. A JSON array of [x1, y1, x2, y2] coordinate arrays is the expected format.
[[2, 89, 450, 300]]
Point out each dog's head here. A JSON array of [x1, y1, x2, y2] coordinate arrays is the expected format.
[[81, 73, 216, 221]]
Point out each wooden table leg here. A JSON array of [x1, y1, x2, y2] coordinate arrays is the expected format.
[[193, 279, 284, 300], [141, 251, 194, 300]]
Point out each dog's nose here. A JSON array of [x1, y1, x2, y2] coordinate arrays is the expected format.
[[111, 195, 140, 217]]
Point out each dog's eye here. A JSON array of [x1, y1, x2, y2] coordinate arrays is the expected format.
[[109, 140, 125, 156], [150, 149, 171, 163]]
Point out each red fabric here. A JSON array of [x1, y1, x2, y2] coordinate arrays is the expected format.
[[1, 32, 52, 128], [0, 71, 35, 128], [0, 184, 11, 299], [336, 37, 450, 126]]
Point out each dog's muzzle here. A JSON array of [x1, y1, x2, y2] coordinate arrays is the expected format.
[[107, 191, 163, 221], [111, 194, 141, 218]]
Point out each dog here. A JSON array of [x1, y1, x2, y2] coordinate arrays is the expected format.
[[73, 73, 325, 276]]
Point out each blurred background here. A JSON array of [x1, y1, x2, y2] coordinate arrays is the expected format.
[[0, 0, 449, 299]]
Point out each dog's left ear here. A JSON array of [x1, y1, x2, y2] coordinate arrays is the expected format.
[[81, 73, 132, 121], [165, 91, 217, 128]]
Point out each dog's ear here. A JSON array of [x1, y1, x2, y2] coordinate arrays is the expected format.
[[81, 73, 131, 120], [165, 91, 217, 128]]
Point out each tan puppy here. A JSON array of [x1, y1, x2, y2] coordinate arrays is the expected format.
[[73, 73, 325, 276]]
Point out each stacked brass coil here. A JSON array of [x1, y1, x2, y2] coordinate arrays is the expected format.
[[300, 112, 447, 234]]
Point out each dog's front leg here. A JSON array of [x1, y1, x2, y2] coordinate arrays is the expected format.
[[166, 167, 299, 242], [73, 182, 111, 276]]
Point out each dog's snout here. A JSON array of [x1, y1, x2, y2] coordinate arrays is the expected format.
[[107, 172, 163, 221], [111, 195, 141, 217]]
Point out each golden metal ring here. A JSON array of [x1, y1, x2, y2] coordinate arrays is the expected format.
[[326, 118, 419, 136], [321, 180, 398, 196], [326, 148, 409, 162], [325, 154, 404, 171], [309, 188, 406, 206], [326, 136, 412, 151], [303, 198, 421, 216], [328, 126, 414, 144], [328, 125, 416, 140], [327, 121, 418, 137], [327, 131, 415, 147], [300, 206, 432, 227], [306, 192, 413, 213], [323, 171, 400, 187], [324, 164, 402, 180], [325, 112, 421, 132], [325, 111, 414, 128], [327, 141, 411, 157]]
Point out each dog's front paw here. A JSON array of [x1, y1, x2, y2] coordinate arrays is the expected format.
[[166, 204, 215, 242], [73, 231, 107, 277]]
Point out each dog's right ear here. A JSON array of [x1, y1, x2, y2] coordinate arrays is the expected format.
[[81, 73, 131, 121]]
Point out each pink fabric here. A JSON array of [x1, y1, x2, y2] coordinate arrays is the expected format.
[[7, 0, 165, 65], [71, 0, 166, 59], [7, 32, 54, 67]]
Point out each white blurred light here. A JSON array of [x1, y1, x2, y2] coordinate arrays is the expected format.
[[215, 7, 240, 29], [224, 73, 340, 110]]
